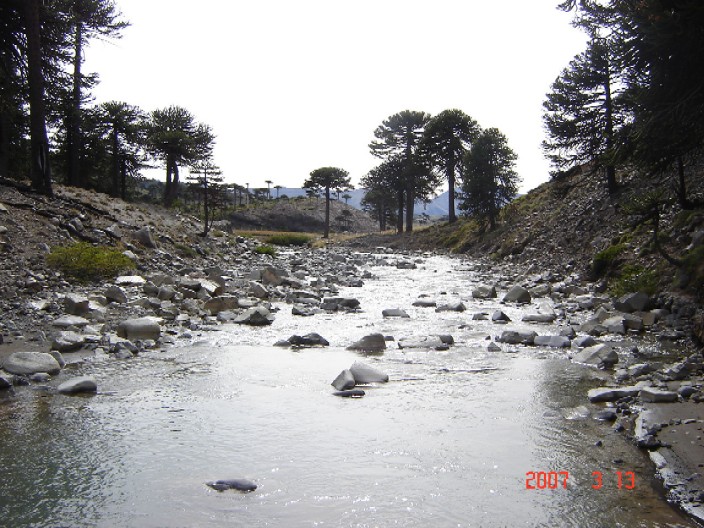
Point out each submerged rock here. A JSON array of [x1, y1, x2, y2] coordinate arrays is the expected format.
[[206, 479, 257, 492], [333, 389, 366, 398]]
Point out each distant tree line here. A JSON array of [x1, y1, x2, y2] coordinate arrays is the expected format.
[[543, 0, 704, 207], [360, 109, 519, 233]]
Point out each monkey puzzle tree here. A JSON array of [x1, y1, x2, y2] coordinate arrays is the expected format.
[[187, 157, 223, 237], [422, 109, 480, 223], [460, 128, 519, 230], [370, 110, 432, 232], [303, 166, 351, 238], [146, 105, 214, 207]]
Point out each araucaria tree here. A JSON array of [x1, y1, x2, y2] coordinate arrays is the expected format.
[[542, 38, 626, 194], [187, 157, 223, 237], [361, 156, 405, 233], [304, 166, 351, 238], [370, 110, 433, 232], [146, 105, 215, 207], [460, 128, 519, 230], [422, 109, 480, 223]]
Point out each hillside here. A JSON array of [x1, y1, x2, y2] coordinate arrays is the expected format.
[[347, 168, 704, 343], [226, 196, 376, 233]]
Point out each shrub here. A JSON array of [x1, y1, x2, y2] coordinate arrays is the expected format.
[[592, 243, 626, 277], [254, 244, 277, 256], [265, 233, 312, 246], [610, 265, 659, 297], [46, 242, 136, 282]]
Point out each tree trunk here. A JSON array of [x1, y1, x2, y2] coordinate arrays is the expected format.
[[603, 62, 617, 194], [120, 158, 127, 200], [23, 0, 52, 196], [396, 189, 404, 234], [447, 155, 457, 223], [0, 110, 9, 179], [111, 126, 120, 197], [203, 176, 210, 236], [323, 186, 330, 238], [164, 155, 173, 206], [676, 156, 692, 210], [67, 20, 83, 187], [405, 172, 414, 233]]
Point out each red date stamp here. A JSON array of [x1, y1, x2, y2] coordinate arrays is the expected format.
[[525, 470, 636, 490]]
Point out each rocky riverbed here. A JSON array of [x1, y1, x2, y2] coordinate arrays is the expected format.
[[1, 238, 704, 525]]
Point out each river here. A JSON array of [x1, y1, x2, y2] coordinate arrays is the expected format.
[[0, 252, 699, 527]]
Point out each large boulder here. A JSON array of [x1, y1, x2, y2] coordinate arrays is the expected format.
[[472, 285, 497, 299], [347, 333, 387, 352], [234, 306, 274, 326], [287, 333, 329, 347], [639, 387, 678, 403], [58, 376, 98, 394], [614, 292, 651, 313], [105, 285, 128, 304], [572, 344, 618, 368], [52, 331, 86, 352], [2, 352, 61, 375], [134, 226, 157, 248], [496, 330, 537, 345], [502, 285, 532, 304], [117, 317, 162, 340], [349, 361, 389, 383]]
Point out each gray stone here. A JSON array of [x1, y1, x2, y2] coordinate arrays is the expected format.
[[347, 333, 387, 352], [639, 387, 678, 403], [398, 335, 448, 350], [64, 294, 90, 315], [435, 302, 466, 313], [412, 299, 437, 308], [249, 281, 268, 299], [331, 369, 356, 391], [473, 312, 489, 321], [58, 376, 97, 394], [382, 308, 410, 318], [628, 363, 653, 377], [488, 342, 502, 352], [492, 310, 511, 322], [572, 336, 597, 348], [105, 285, 128, 304], [291, 306, 315, 317], [588, 386, 641, 402], [204, 296, 239, 315], [572, 344, 618, 368], [349, 361, 389, 383], [602, 316, 625, 335], [52, 331, 86, 352], [614, 292, 651, 313], [0, 373, 13, 389], [117, 317, 162, 340], [333, 389, 366, 398], [234, 307, 274, 326], [496, 330, 537, 345], [157, 285, 176, 301], [522, 313, 557, 323], [261, 266, 285, 286], [115, 275, 146, 286], [52, 315, 90, 328], [206, 479, 257, 492], [623, 313, 644, 331], [502, 285, 532, 304], [534, 335, 571, 348], [472, 285, 497, 299], [287, 333, 329, 347], [579, 319, 608, 336], [134, 226, 157, 248], [3, 352, 61, 376]]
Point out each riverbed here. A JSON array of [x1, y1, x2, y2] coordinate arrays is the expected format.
[[0, 253, 699, 527]]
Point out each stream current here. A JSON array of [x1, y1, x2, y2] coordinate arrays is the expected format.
[[0, 253, 700, 527]]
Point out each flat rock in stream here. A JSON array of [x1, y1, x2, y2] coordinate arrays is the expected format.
[[382, 308, 410, 319], [58, 376, 98, 394], [206, 479, 257, 492], [496, 330, 537, 345], [572, 344, 618, 368], [287, 333, 329, 347], [533, 335, 571, 348], [333, 389, 366, 398], [349, 362, 389, 383], [412, 299, 437, 308], [52, 331, 87, 352], [588, 386, 641, 402], [398, 335, 452, 350]]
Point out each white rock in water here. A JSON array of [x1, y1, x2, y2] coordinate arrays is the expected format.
[[58, 376, 98, 394], [3, 352, 61, 375], [349, 361, 389, 383]]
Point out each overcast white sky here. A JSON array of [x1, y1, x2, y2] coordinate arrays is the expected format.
[[84, 0, 587, 193]]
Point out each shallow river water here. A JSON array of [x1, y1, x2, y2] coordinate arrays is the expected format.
[[0, 253, 700, 527]]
